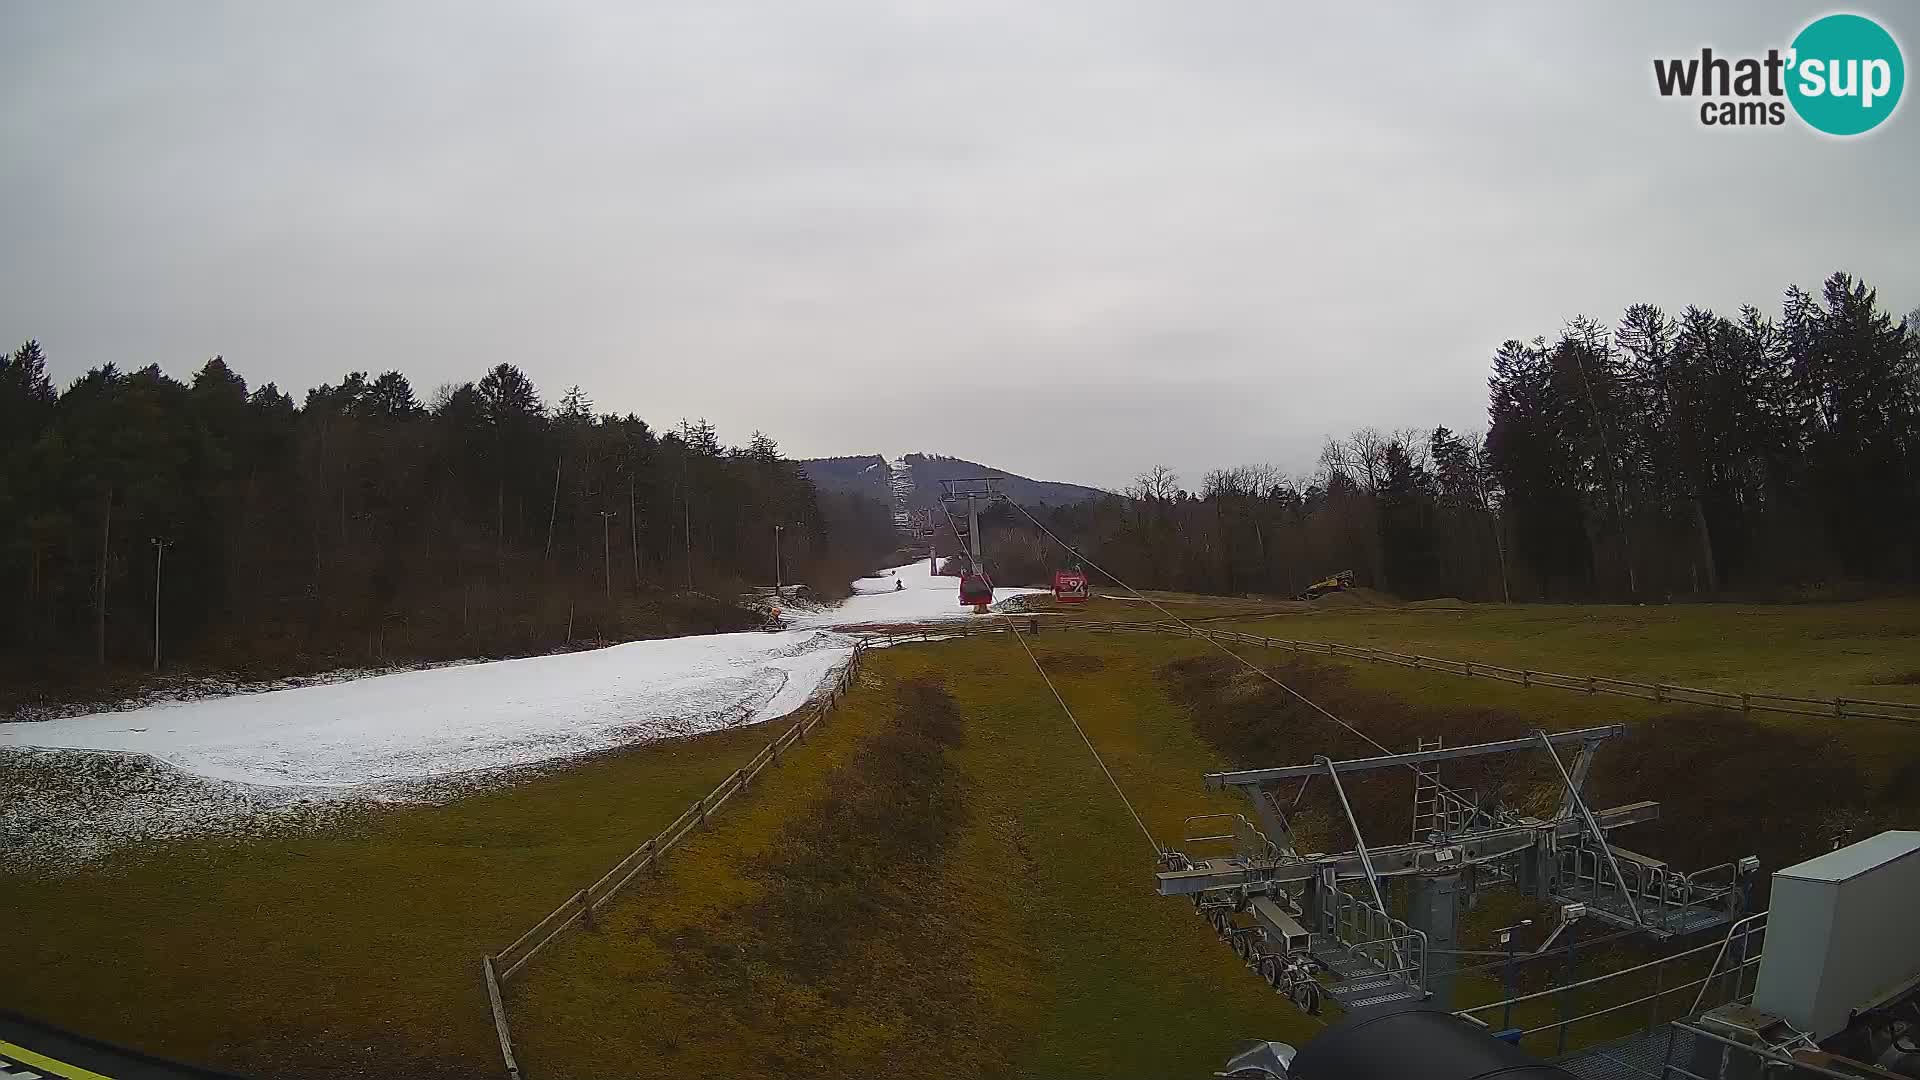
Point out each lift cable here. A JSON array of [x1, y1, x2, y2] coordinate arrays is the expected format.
[[938, 505, 971, 575], [999, 495, 1486, 815], [1002, 613, 1163, 858], [942, 495, 1161, 856]]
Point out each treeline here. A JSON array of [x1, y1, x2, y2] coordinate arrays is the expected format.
[[0, 351, 897, 691], [982, 273, 1920, 602]]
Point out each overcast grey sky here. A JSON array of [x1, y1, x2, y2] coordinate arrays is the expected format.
[[3, 2, 1914, 490]]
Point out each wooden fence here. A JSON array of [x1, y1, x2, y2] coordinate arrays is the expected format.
[[481, 638, 871, 1079], [476, 613, 1919, 1075], [1103, 623, 1920, 726], [843, 618, 1919, 726]]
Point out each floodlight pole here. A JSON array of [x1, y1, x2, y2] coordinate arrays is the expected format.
[[150, 536, 173, 672], [598, 511, 618, 600]]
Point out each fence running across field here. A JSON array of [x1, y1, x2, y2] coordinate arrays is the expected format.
[[831, 617, 1920, 726], [481, 639, 875, 1080], [1033, 618, 1920, 726], [476, 613, 1917, 1076]]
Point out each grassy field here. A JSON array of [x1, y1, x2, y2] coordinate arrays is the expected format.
[[7, 597, 1920, 1078], [1221, 598, 1920, 701], [509, 632, 1320, 1079], [0, 726, 781, 1078], [507, 606, 1920, 1076]]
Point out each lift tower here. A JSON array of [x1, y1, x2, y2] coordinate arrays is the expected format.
[[1160, 727, 1760, 1011], [940, 477, 1001, 612]]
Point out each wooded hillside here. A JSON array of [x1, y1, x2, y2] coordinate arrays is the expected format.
[[979, 273, 1920, 602], [0, 354, 897, 701]]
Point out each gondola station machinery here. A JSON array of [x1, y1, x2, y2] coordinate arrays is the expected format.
[[1208, 830, 1920, 1080]]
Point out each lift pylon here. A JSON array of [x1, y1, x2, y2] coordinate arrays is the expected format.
[[1161, 726, 1759, 1013], [940, 477, 1002, 612]]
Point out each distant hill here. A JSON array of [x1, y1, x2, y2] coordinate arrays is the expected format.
[[798, 453, 1109, 509]]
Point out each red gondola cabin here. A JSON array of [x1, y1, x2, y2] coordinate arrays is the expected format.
[[1052, 568, 1089, 604], [959, 572, 994, 610]]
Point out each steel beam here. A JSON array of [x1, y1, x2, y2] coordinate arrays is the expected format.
[[1535, 728, 1643, 927], [1205, 725, 1625, 789], [1155, 801, 1658, 896]]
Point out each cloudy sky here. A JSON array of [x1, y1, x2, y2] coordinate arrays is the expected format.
[[3, 2, 1914, 490]]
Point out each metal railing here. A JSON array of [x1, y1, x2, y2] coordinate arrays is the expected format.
[[1182, 813, 1285, 864], [480, 639, 872, 1079], [1556, 841, 1743, 932], [1691, 912, 1767, 1014], [1654, 1020, 1893, 1080], [1457, 915, 1767, 1056], [1321, 883, 1428, 992]]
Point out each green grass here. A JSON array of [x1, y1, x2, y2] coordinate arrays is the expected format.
[[509, 633, 1323, 1079], [9, 598, 1920, 1078], [1222, 599, 1920, 701], [0, 728, 779, 1079], [1208, 600, 1920, 794]]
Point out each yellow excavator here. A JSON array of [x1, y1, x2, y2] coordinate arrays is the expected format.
[[1298, 569, 1355, 600]]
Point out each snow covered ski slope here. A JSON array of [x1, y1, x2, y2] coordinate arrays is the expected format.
[[0, 629, 859, 788], [790, 557, 1044, 628], [0, 562, 1040, 861]]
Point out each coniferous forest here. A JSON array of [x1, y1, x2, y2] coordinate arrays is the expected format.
[[0, 353, 897, 703], [983, 273, 1920, 603], [5, 271, 1916, 701]]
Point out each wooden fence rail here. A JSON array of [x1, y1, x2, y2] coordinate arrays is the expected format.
[[1099, 624, 1920, 727], [476, 609, 1919, 1075], [481, 639, 871, 1078], [861, 617, 1920, 727]]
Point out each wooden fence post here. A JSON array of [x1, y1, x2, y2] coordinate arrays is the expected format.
[[1523, 670, 1532, 688], [1741, 693, 1751, 717], [483, 956, 522, 1080], [577, 889, 595, 930], [1586, 676, 1597, 695], [695, 796, 708, 829]]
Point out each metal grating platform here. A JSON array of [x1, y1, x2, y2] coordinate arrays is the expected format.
[[1552, 883, 1736, 939], [1555, 1025, 1697, 1080], [1310, 934, 1425, 1010]]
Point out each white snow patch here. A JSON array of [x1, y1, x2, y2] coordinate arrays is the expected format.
[[2, 560, 1035, 865], [0, 630, 857, 789], [2, 628, 864, 865], [789, 559, 1046, 628]]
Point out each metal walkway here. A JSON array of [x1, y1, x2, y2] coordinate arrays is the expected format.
[[1555, 1025, 1694, 1080], [1551, 878, 1738, 938], [1551, 839, 1749, 940], [1310, 932, 1426, 1009]]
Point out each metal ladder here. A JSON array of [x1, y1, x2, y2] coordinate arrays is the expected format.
[[1411, 736, 1445, 841]]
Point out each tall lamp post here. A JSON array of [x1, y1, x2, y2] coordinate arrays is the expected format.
[[773, 523, 785, 595], [597, 510, 618, 600], [150, 536, 173, 673]]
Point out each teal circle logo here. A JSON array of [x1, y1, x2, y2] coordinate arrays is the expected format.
[[1787, 14, 1904, 135]]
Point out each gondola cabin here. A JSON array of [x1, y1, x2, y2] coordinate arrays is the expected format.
[[958, 572, 994, 612], [1052, 568, 1089, 604]]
